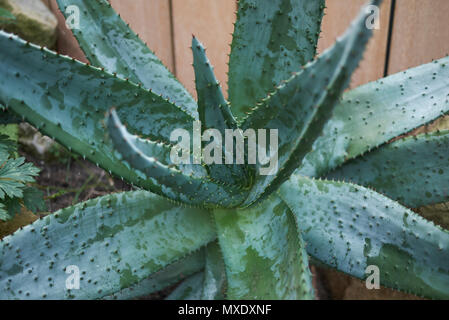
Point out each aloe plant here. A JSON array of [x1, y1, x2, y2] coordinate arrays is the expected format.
[[0, 0, 448, 300]]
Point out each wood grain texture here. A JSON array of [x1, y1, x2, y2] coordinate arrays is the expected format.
[[388, 0, 449, 74], [318, 0, 392, 88], [171, 0, 236, 97]]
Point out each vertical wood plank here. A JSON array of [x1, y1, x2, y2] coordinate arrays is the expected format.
[[48, 0, 174, 71], [388, 0, 449, 74], [171, 0, 236, 97], [318, 0, 392, 88]]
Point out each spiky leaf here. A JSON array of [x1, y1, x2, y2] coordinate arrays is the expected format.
[[0, 31, 196, 199], [241, 1, 380, 206], [165, 272, 204, 300], [192, 36, 249, 186], [56, 0, 197, 117], [214, 195, 313, 299], [228, 0, 325, 120], [327, 130, 449, 208], [106, 110, 247, 208], [0, 191, 216, 299], [201, 241, 226, 300], [106, 249, 206, 300], [279, 174, 449, 299], [300, 56, 449, 177]]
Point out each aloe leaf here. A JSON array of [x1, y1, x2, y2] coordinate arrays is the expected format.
[[214, 195, 314, 299], [106, 115, 207, 180], [105, 249, 206, 300], [241, 1, 380, 206], [327, 130, 449, 208], [165, 272, 204, 300], [201, 241, 226, 300], [300, 56, 449, 178], [279, 174, 449, 299], [228, 0, 325, 120], [0, 191, 216, 299], [56, 0, 197, 117], [0, 31, 196, 198], [192, 36, 249, 187], [107, 110, 247, 208]]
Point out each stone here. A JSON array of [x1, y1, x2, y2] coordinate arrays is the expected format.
[[18, 123, 62, 162], [0, 0, 57, 47]]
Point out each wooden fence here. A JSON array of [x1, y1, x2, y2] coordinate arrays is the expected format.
[[47, 0, 449, 96]]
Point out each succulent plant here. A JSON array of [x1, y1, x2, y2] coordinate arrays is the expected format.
[[0, 133, 45, 221], [0, 0, 448, 300]]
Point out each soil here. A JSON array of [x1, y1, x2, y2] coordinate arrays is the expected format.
[[20, 148, 132, 213]]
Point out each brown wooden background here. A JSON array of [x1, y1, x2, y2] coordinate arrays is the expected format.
[[47, 0, 449, 97]]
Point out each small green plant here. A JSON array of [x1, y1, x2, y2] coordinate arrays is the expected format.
[[0, 7, 15, 24], [0, 134, 45, 221], [0, 0, 448, 299]]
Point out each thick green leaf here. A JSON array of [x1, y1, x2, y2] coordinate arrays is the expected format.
[[165, 272, 205, 300], [214, 195, 313, 299], [192, 36, 249, 187], [228, 0, 325, 120], [300, 56, 449, 178], [57, 0, 197, 117], [241, 1, 379, 206], [107, 110, 247, 208], [105, 249, 206, 300], [279, 174, 449, 299], [201, 241, 226, 300], [327, 130, 449, 208], [0, 191, 216, 299], [192, 37, 237, 132], [0, 31, 195, 199]]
